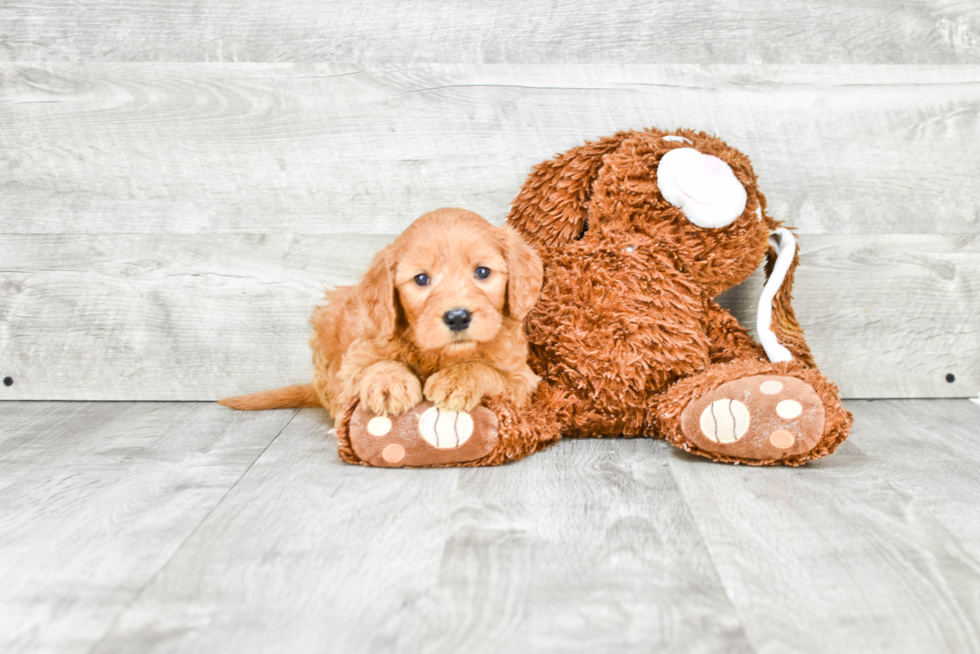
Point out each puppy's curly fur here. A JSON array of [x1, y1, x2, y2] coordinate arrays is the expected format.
[[220, 208, 544, 419]]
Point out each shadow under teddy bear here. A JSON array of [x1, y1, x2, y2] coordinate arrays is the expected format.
[[339, 128, 853, 467]]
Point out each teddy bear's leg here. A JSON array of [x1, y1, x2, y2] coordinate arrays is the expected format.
[[652, 359, 852, 466], [334, 382, 565, 468]]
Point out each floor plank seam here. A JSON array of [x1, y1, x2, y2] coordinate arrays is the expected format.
[[83, 407, 301, 654], [660, 451, 759, 654]]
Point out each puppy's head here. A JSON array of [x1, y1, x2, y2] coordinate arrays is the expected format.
[[361, 208, 543, 353]]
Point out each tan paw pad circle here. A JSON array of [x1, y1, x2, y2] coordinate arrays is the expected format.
[[367, 416, 392, 436], [382, 443, 405, 464], [418, 407, 474, 449], [699, 399, 750, 443], [769, 430, 795, 449]]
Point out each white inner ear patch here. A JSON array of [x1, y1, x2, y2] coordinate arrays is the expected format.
[[657, 148, 748, 229], [663, 135, 692, 144]]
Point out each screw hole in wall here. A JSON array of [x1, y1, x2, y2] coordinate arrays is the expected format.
[[946, 373, 956, 383], [3, 377, 12, 387]]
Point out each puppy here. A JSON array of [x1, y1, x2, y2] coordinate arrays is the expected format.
[[219, 208, 544, 420]]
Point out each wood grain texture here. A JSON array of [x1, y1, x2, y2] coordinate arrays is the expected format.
[[0, 233, 393, 401], [91, 408, 752, 654], [0, 401, 296, 654], [846, 400, 980, 563], [91, 408, 469, 654], [2, 1, 979, 63], [1, 400, 978, 652], [664, 399, 980, 653], [1, 234, 975, 401], [406, 442, 750, 653], [2, 64, 978, 236]]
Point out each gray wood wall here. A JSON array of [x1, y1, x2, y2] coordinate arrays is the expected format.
[[1, 3, 978, 401]]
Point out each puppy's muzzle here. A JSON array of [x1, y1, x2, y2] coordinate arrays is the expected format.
[[443, 308, 472, 332]]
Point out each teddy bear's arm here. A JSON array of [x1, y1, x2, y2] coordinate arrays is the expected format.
[[705, 301, 767, 364]]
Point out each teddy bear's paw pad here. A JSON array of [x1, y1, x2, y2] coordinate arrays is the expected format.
[[680, 375, 825, 460], [348, 401, 498, 468]]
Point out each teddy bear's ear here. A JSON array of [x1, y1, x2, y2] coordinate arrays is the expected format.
[[757, 229, 816, 367], [506, 134, 629, 247], [657, 147, 747, 229]]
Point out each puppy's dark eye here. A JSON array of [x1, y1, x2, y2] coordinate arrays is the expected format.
[[475, 267, 491, 279], [414, 273, 430, 286], [575, 219, 589, 241]]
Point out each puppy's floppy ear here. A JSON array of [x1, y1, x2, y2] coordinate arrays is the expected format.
[[359, 247, 399, 340], [499, 224, 544, 321]]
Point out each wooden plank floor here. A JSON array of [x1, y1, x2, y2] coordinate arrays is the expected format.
[[1, 400, 978, 653]]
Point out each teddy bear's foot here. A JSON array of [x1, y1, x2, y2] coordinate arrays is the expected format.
[[346, 400, 498, 468], [679, 374, 825, 461]]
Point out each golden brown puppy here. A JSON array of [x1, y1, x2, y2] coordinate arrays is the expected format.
[[219, 208, 544, 420]]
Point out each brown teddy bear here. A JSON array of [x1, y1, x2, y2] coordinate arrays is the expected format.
[[338, 128, 853, 467]]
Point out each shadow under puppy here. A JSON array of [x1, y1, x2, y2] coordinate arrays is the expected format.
[[220, 208, 545, 465]]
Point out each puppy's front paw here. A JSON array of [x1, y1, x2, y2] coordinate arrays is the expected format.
[[424, 367, 484, 412], [361, 370, 423, 416]]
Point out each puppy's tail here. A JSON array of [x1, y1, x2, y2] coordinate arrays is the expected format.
[[217, 383, 321, 410]]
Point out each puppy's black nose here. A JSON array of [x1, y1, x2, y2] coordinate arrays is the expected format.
[[443, 308, 472, 332]]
